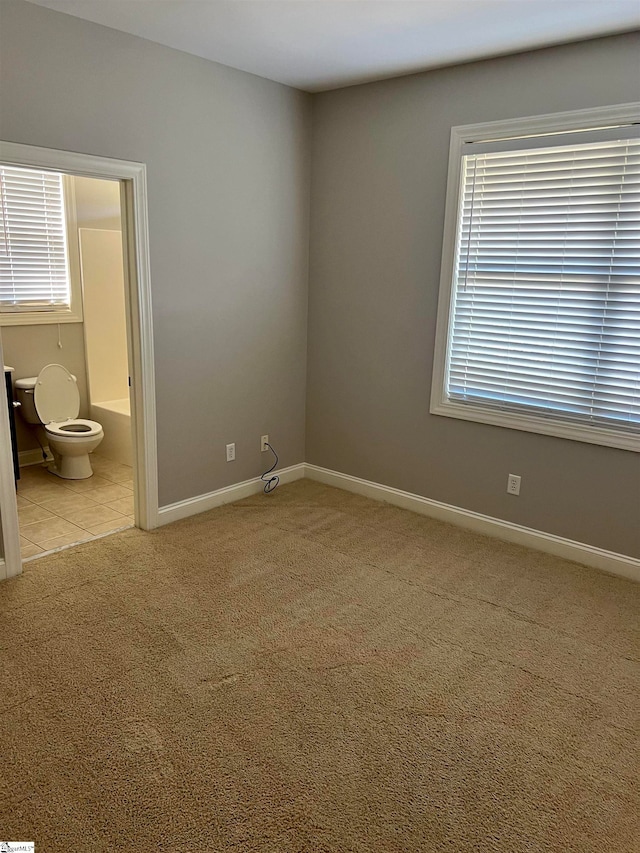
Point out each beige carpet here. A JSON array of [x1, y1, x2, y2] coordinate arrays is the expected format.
[[1, 479, 638, 852]]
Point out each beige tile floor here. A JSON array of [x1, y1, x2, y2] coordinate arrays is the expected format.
[[17, 454, 134, 560]]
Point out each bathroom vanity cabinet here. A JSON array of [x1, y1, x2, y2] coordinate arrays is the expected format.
[[4, 366, 20, 483]]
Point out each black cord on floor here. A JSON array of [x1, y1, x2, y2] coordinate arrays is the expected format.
[[35, 433, 48, 463], [261, 442, 279, 494]]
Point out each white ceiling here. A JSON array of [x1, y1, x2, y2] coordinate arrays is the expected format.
[[25, 0, 640, 92]]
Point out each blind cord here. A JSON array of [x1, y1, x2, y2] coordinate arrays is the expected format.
[[261, 442, 279, 494]]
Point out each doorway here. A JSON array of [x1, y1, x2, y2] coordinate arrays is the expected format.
[[0, 143, 158, 580]]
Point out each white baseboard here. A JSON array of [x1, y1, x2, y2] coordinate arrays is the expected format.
[[155, 460, 638, 582], [0, 557, 17, 581], [19, 448, 52, 467], [304, 464, 640, 583], [157, 463, 306, 526]]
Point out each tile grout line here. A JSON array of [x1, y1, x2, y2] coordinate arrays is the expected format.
[[17, 455, 134, 558]]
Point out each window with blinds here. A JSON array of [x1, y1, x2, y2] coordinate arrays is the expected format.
[[432, 109, 640, 451], [0, 165, 73, 317]]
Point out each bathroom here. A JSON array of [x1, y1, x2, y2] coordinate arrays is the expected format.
[[1, 170, 135, 559]]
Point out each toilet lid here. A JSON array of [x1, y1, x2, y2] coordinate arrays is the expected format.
[[34, 364, 80, 424]]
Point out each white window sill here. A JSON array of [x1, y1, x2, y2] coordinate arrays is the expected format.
[[0, 309, 83, 327], [430, 399, 640, 453]]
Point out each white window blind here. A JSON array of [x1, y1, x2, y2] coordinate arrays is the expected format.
[[447, 129, 640, 437], [0, 165, 71, 313]]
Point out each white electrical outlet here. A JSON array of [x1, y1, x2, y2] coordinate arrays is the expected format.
[[226, 443, 236, 462], [507, 473, 521, 496], [261, 435, 269, 452]]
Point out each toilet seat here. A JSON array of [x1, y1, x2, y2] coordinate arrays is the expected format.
[[34, 363, 81, 424], [46, 419, 103, 438]]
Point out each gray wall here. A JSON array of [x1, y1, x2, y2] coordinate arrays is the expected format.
[[0, 0, 310, 506], [307, 32, 640, 557]]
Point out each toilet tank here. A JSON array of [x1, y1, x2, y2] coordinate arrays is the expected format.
[[14, 377, 40, 424]]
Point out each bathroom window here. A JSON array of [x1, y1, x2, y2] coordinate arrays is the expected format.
[[0, 165, 82, 325], [431, 104, 640, 452]]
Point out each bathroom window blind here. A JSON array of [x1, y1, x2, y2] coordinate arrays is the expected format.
[[447, 130, 640, 436], [0, 165, 71, 312]]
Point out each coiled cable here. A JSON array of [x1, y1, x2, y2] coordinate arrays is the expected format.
[[261, 442, 280, 494]]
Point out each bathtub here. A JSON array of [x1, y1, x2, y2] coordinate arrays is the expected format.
[[90, 397, 132, 466]]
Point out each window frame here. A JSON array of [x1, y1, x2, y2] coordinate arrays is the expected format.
[[430, 102, 640, 453], [0, 172, 83, 326]]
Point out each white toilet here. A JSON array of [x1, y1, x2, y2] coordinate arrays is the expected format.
[[15, 364, 104, 480]]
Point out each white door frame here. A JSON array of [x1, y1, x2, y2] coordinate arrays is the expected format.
[[0, 141, 159, 579]]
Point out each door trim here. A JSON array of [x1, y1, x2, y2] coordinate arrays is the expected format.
[[0, 141, 159, 577]]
